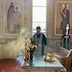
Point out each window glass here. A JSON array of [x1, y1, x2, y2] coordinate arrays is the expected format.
[[33, 0, 46, 6], [32, 0, 47, 35], [33, 7, 46, 22]]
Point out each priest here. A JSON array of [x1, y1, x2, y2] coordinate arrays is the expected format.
[[31, 26, 47, 56]]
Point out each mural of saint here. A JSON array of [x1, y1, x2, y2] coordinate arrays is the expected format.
[[60, 4, 70, 35], [7, 2, 15, 33], [7, 2, 21, 33]]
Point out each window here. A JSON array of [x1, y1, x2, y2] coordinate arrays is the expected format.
[[32, 0, 47, 35]]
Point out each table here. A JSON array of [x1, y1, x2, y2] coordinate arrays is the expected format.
[[21, 56, 66, 72]]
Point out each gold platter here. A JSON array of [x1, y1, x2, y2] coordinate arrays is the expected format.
[[44, 56, 56, 62], [44, 53, 56, 62]]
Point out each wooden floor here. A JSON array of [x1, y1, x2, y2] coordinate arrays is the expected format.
[[0, 56, 72, 72]]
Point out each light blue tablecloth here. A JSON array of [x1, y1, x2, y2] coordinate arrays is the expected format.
[[21, 56, 66, 71]]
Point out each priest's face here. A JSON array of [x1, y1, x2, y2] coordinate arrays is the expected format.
[[36, 29, 41, 33]]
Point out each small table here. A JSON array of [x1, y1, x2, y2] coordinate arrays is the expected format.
[[21, 56, 66, 72]]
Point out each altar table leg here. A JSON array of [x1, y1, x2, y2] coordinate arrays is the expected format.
[[24, 69, 30, 72], [55, 71, 60, 72], [24, 69, 60, 72]]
